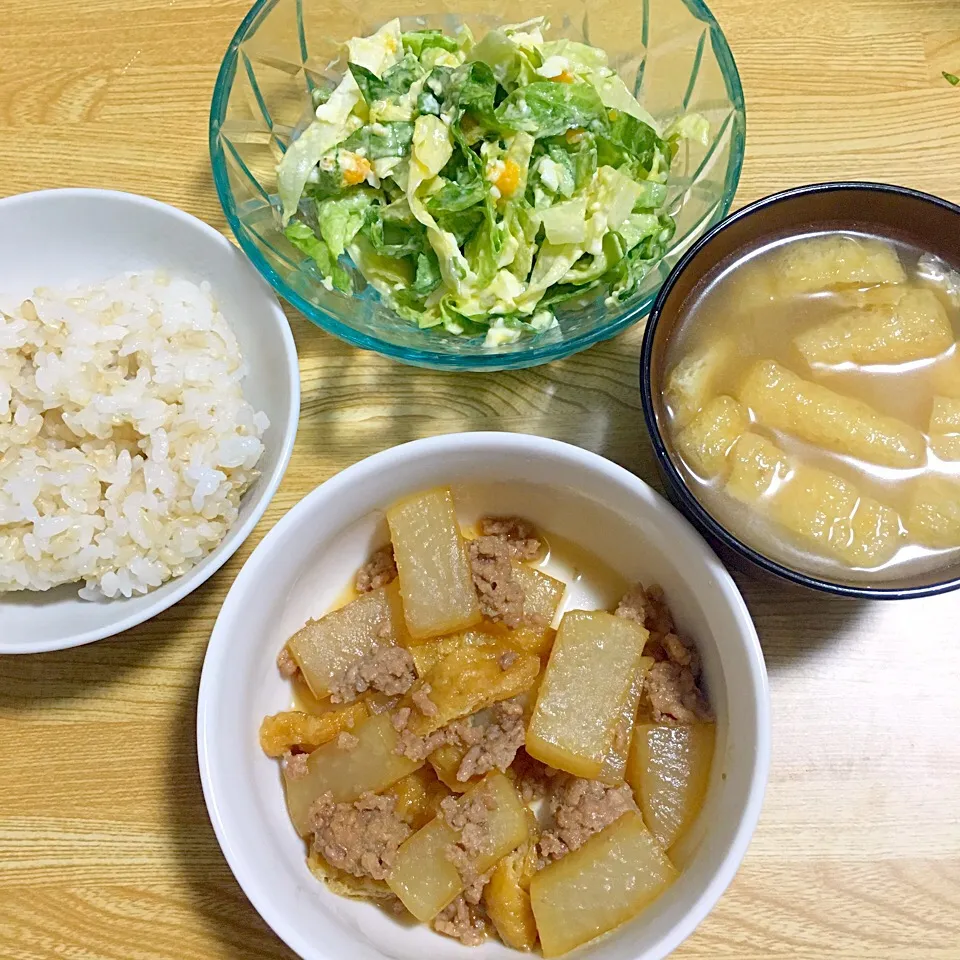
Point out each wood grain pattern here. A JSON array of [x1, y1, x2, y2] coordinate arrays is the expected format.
[[2, 0, 960, 957]]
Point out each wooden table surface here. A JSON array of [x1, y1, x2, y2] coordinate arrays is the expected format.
[[3, 1, 960, 957]]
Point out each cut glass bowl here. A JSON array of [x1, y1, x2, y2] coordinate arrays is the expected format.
[[210, 0, 745, 370]]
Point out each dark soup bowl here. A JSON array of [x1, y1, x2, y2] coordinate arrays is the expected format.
[[640, 181, 960, 599]]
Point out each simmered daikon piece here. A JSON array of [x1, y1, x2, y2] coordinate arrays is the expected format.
[[907, 476, 960, 548], [675, 395, 749, 479], [727, 433, 902, 566], [387, 810, 461, 921], [795, 288, 953, 366], [663, 337, 735, 427], [526, 610, 649, 781], [485, 839, 540, 951], [738, 359, 925, 467], [387, 487, 481, 640], [408, 628, 500, 677], [307, 849, 394, 901], [283, 713, 422, 834], [603, 657, 655, 783], [772, 233, 905, 296], [405, 645, 540, 737], [627, 723, 716, 850], [930, 396, 960, 460], [387, 772, 529, 921], [530, 810, 678, 957], [287, 581, 409, 698], [500, 564, 566, 655], [259, 702, 368, 758], [387, 767, 451, 831], [291, 672, 331, 715]]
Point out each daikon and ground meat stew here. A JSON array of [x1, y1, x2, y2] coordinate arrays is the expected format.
[[260, 487, 716, 956]]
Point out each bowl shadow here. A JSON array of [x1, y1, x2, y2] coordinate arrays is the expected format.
[[289, 306, 661, 483], [724, 553, 872, 669], [0, 570, 298, 958], [164, 664, 299, 958], [0, 599, 174, 714]]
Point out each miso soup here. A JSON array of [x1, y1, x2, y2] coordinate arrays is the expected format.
[[661, 231, 960, 582]]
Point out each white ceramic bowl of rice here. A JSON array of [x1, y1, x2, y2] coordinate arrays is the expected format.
[[0, 189, 299, 654]]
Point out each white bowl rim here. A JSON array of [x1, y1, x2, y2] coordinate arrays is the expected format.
[[0, 188, 301, 653], [197, 431, 771, 960]]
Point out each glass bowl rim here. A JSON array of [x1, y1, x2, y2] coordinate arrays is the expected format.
[[209, 0, 746, 369], [639, 179, 960, 600]]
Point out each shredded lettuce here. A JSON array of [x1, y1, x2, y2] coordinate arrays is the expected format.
[[316, 191, 374, 258], [284, 221, 353, 293], [665, 113, 710, 150], [275, 18, 703, 344]]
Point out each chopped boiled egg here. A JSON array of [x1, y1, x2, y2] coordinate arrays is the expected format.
[[338, 151, 372, 186], [537, 55, 572, 79]]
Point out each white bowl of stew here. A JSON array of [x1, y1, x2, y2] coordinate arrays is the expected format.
[[197, 432, 768, 960]]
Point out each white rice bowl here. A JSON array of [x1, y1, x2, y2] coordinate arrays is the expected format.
[[0, 271, 269, 599]]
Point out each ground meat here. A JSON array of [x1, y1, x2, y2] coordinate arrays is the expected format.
[[282, 751, 310, 780], [393, 698, 524, 772], [468, 538, 527, 628], [536, 831, 569, 862], [468, 541, 525, 628], [615, 582, 675, 643], [441, 790, 495, 837], [412, 684, 439, 718], [329, 645, 416, 704], [442, 789, 498, 885], [276, 646, 299, 678], [462, 867, 494, 905], [394, 725, 457, 762], [662, 631, 701, 675], [642, 584, 677, 638], [336, 731, 359, 751], [433, 896, 487, 946], [455, 700, 525, 782], [466, 516, 544, 628], [512, 751, 561, 804], [390, 704, 455, 762], [613, 582, 648, 623], [616, 583, 711, 723], [644, 661, 713, 724], [499, 650, 518, 670], [391, 706, 411, 731], [355, 546, 398, 594], [538, 778, 636, 862], [478, 516, 543, 561], [309, 792, 411, 881]]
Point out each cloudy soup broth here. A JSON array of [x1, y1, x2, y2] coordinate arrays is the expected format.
[[662, 230, 960, 583]]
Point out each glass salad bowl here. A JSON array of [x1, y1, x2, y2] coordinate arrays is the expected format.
[[210, 0, 745, 370]]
